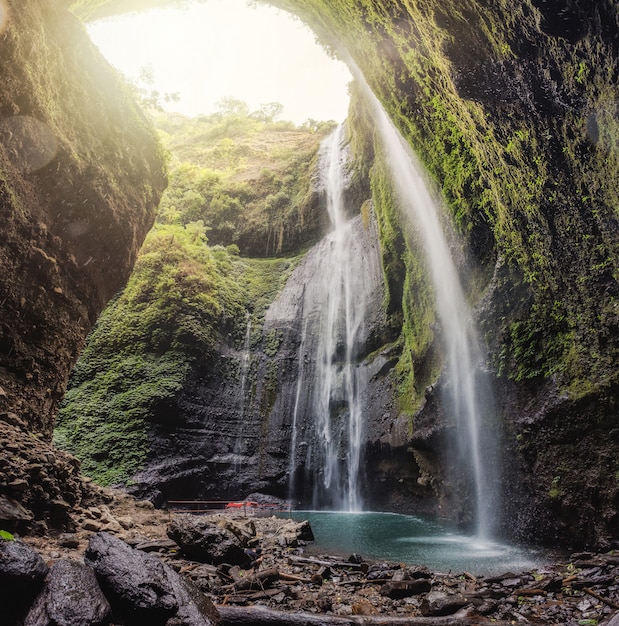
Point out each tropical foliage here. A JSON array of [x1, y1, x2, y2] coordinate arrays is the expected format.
[[54, 105, 329, 484]]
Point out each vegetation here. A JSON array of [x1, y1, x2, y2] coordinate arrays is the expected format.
[[266, 0, 618, 400], [155, 101, 334, 256], [54, 106, 324, 485]]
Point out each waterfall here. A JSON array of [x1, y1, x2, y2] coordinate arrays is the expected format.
[[234, 316, 252, 472], [358, 78, 499, 538], [288, 124, 367, 512]]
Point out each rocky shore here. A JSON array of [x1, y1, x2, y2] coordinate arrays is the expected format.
[[1, 486, 618, 625]]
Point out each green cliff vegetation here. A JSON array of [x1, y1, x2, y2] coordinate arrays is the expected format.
[[266, 0, 618, 400], [54, 105, 331, 484]]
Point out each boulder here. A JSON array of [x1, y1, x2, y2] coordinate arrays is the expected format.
[[85, 532, 177, 624], [24, 559, 111, 626], [0, 537, 49, 625], [420, 590, 469, 616], [0, 537, 48, 585], [0, 495, 34, 525], [167, 516, 251, 568], [162, 560, 220, 626]]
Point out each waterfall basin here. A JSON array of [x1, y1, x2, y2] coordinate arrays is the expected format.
[[283, 511, 549, 576]]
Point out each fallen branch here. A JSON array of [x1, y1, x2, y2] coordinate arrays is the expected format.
[[288, 555, 366, 572], [216, 605, 515, 625], [234, 568, 280, 591], [514, 588, 546, 597], [279, 572, 314, 584], [583, 587, 619, 610]]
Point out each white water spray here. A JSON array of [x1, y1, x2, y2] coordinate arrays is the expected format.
[[358, 77, 498, 538], [288, 124, 368, 512]]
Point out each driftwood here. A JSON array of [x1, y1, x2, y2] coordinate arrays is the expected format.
[[288, 555, 367, 572], [233, 568, 281, 591], [583, 587, 619, 610], [216, 605, 515, 625]]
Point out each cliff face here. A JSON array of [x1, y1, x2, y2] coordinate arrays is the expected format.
[[0, 0, 166, 529], [0, 0, 166, 435], [263, 0, 619, 547], [5, 0, 617, 548]]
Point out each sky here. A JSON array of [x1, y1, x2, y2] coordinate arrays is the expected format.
[[87, 0, 352, 125]]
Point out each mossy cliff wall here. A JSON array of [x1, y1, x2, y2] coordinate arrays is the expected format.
[[0, 0, 166, 436], [0, 0, 166, 529], [264, 0, 619, 547]]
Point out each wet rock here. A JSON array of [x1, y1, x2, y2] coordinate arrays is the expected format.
[[367, 562, 397, 580], [420, 590, 469, 616], [0, 538, 49, 626], [168, 515, 252, 568], [380, 578, 432, 598], [0, 537, 48, 585], [85, 532, 177, 623], [163, 560, 219, 626], [24, 559, 111, 626]]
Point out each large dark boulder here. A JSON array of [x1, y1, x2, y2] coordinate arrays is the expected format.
[[163, 561, 220, 626], [0, 537, 49, 625], [24, 559, 111, 626], [85, 532, 178, 624], [167, 516, 252, 568], [0, 537, 48, 585]]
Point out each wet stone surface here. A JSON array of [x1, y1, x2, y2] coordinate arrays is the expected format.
[[10, 493, 619, 625]]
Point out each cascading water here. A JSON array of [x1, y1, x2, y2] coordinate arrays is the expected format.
[[233, 316, 252, 472], [288, 124, 368, 512], [358, 77, 499, 538]]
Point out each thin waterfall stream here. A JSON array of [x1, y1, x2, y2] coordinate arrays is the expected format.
[[358, 76, 500, 538], [233, 316, 252, 473], [288, 124, 368, 512]]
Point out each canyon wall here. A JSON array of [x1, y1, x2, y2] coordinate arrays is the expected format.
[[1, 0, 616, 549], [0, 0, 166, 529], [264, 0, 618, 547]]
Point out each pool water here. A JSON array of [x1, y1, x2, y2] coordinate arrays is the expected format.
[[284, 511, 549, 576]]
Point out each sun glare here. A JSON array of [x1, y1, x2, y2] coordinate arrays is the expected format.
[[87, 0, 352, 124], [0, 1, 9, 35]]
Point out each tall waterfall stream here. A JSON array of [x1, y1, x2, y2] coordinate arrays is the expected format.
[[289, 124, 367, 512], [358, 78, 500, 538]]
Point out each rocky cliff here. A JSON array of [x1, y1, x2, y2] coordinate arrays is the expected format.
[[2, 0, 617, 550], [0, 0, 166, 530], [261, 0, 619, 548]]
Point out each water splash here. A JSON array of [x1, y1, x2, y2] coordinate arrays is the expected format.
[[357, 76, 499, 538], [288, 124, 368, 511]]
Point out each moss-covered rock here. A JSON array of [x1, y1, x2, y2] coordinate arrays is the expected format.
[[55, 0, 618, 546], [0, 0, 166, 437]]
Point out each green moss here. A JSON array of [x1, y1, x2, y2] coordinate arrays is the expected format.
[[269, 0, 618, 400], [548, 475, 562, 500], [54, 106, 316, 485], [154, 109, 332, 257]]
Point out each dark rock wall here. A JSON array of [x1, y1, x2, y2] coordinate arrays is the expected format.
[[128, 207, 402, 509], [0, 0, 166, 531], [0, 0, 166, 437]]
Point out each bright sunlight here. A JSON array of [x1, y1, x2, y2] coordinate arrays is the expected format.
[[87, 0, 352, 124]]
